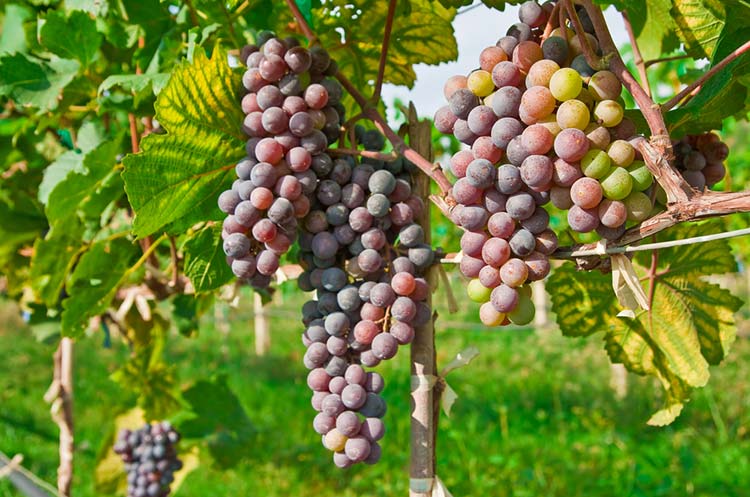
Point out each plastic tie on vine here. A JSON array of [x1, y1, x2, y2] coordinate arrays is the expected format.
[[439, 346, 480, 417], [409, 476, 454, 497], [594, 239, 608, 255], [611, 254, 650, 316]]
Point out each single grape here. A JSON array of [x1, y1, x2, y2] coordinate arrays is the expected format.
[[600, 167, 633, 200], [549, 68, 583, 101], [556, 99, 590, 130]]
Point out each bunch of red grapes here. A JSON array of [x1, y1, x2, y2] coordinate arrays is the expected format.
[[219, 33, 346, 289], [433, 0, 662, 326], [298, 149, 435, 467]]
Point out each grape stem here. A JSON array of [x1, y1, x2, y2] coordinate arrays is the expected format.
[[621, 10, 651, 98], [372, 0, 398, 103], [661, 40, 750, 111], [644, 54, 692, 68], [562, 0, 604, 70], [334, 70, 455, 197], [283, 0, 318, 44], [326, 148, 399, 161]]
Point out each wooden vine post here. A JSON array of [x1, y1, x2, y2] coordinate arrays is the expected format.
[[406, 104, 439, 497], [45, 337, 74, 497]]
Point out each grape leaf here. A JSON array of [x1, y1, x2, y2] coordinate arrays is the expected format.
[[29, 220, 86, 307], [0, 4, 33, 54], [182, 224, 233, 293], [548, 222, 742, 425], [111, 310, 183, 419], [46, 138, 124, 229], [176, 375, 255, 468], [0, 53, 80, 111], [671, 0, 726, 59], [122, 48, 244, 238], [316, 0, 458, 89], [61, 236, 140, 337], [98, 73, 170, 100], [38, 151, 82, 205], [40, 9, 102, 67]]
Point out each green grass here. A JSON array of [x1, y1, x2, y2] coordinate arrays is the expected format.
[[1, 294, 749, 497]]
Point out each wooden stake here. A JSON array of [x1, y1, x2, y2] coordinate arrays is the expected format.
[[254, 292, 271, 356], [407, 104, 438, 497]]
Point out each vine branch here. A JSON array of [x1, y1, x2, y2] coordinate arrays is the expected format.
[[622, 10, 650, 97], [373, 0, 398, 102], [283, 0, 317, 44], [661, 40, 750, 111]]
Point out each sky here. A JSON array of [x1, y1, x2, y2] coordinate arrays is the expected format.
[[380, 2, 629, 124]]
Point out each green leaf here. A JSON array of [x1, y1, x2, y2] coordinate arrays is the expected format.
[[38, 150, 83, 205], [172, 293, 214, 336], [182, 224, 233, 293], [98, 73, 170, 104], [0, 4, 33, 54], [40, 10, 102, 66], [61, 237, 139, 337], [29, 220, 86, 307], [0, 53, 80, 111], [611, 0, 681, 60], [122, 48, 244, 238], [46, 138, 124, 228], [176, 375, 255, 468], [327, 0, 457, 89], [546, 263, 617, 337], [548, 222, 742, 425], [111, 311, 183, 419], [671, 0, 725, 59]]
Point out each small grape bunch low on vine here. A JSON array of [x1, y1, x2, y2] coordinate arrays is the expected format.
[[113, 422, 182, 497]]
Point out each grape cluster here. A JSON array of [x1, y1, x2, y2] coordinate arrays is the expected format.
[[113, 422, 182, 497], [219, 34, 346, 289], [433, 0, 660, 325], [672, 132, 729, 190], [298, 153, 434, 467]]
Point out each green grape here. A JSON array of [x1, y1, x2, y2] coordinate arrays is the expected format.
[[580, 149, 611, 179], [594, 99, 624, 127], [537, 114, 561, 136], [549, 68, 583, 101], [600, 167, 633, 200], [655, 185, 667, 205], [624, 191, 652, 221], [518, 284, 532, 299], [556, 99, 590, 130], [629, 163, 653, 191], [467, 70, 495, 97], [508, 293, 535, 325], [575, 87, 595, 110], [467, 278, 492, 303], [607, 140, 635, 167]]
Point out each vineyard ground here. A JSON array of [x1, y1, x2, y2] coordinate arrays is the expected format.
[[1, 287, 749, 497]]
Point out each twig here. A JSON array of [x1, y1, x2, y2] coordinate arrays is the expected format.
[[169, 236, 179, 287], [128, 114, 139, 154], [579, 1, 668, 138], [335, 71, 455, 196], [632, 136, 692, 204], [327, 148, 398, 161], [644, 54, 691, 68], [372, 0, 398, 102], [661, 40, 750, 111], [563, 0, 603, 70], [542, 1, 561, 39], [622, 10, 650, 97], [283, 0, 317, 44]]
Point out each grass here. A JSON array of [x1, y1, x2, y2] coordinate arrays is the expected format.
[[1, 291, 749, 497]]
